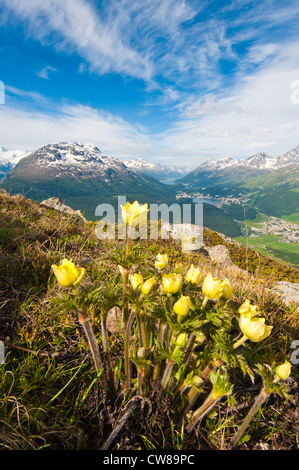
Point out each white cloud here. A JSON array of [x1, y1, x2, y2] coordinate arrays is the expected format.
[[1, 0, 153, 81], [0, 100, 152, 158], [37, 66, 58, 79], [156, 41, 299, 166]]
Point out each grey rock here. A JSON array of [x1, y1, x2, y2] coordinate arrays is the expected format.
[[40, 197, 86, 222], [206, 244, 233, 267], [271, 281, 299, 311]]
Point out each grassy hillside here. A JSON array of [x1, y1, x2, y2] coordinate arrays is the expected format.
[[0, 190, 298, 451]]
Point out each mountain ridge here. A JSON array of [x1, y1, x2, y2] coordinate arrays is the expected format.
[[179, 145, 299, 187], [0, 142, 175, 220]]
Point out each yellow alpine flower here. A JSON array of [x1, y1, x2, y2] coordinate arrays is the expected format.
[[186, 265, 205, 285], [173, 295, 191, 317], [220, 277, 233, 301], [155, 253, 169, 270], [140, 277, 156, 295], [129, 272, 144, 290], [202, 273, 224, 303], [120, 200, 149, 226], [239, 314, 272, 342], [275, 361, 292, 380], [51, 259, 85, 288], [162, 273, 182, 294]]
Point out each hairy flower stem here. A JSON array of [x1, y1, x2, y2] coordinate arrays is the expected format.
[[161, 359, 175, 391], [138, 313, 148, 350], [101, 315, 115, 393], [124, 310, 136, 390], [233, 335, 248, 349], [137, 368, 146, 396], [186, 391, 221, 434], [78, 313, 103, 375], [122, 226, 132, 328], [182, 334, 196, 366], [153, 321, 168, 380], [228, 387, 269, 449], [180, 386, 201, 417]]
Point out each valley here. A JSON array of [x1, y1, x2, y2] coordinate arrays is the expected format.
[[0, 141, 298, 269]]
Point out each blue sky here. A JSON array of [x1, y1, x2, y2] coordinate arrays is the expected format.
[[1, 0, 299, 168]]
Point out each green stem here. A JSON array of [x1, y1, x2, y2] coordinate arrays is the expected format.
[[153, 321, 167, 381], [186, 390, 220, 433], [122, 226, 132, 328], [124, 310, 135, 390], [137, 368, 146, 396], [138, 312, 148, 350], [181, 334, 196, 366], [101, 315, 115, 393], [233, 334, 248, 349], [79, 314, 103, 374], [183, 387, 200, 415], [228, 387, 269, 449], [122, 268, 129, 328], [161, 359, 175, 391]]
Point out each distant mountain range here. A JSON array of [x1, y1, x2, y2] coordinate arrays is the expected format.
[[179, 147, 299, 187], [1, 141, 298, 233], [0, 142, 175, 220], [123, 158, 190, 181]]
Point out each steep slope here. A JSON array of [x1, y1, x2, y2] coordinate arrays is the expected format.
[[0, 142, 175, 220]]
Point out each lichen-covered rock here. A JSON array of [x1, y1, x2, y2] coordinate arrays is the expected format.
[[271, 282, 299, 311], [206, 244, 233, 267], [40, 197, 86, 223]]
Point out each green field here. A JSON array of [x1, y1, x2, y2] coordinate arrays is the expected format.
[[234, 232, 299, 268]]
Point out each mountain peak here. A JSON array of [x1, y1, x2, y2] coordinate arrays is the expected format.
[[244, 152, 278, 169]]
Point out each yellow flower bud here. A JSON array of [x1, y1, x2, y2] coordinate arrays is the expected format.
[[174, 262, 184, 274], [186, 265, 205, 285], [162, 273, 182, 294], [175, 332, 188, 347], [220, 277, 233, 301], [140, 277, 156, 295], [129, 272, 144, 290], [155, 253, 168, 270], [173, 295, 191, 317], [239, 315, 272, 342], [120, 200, 149, 226], [202, 273, 224, 301], [275, 361, 291, 380], [51, 258, 85, 288]]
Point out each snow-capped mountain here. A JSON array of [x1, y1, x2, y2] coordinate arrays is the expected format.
[[243, 152, 279, 170], [12, 141, 136, 180], [197, 150, 296, 173], [180, 146, 299, 186], [0, 142, 174, 220], [277, 145, 299, 167], [123, 157, 190, 181], [0, 147, 29, 178], [198, 156, 237, 170]]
